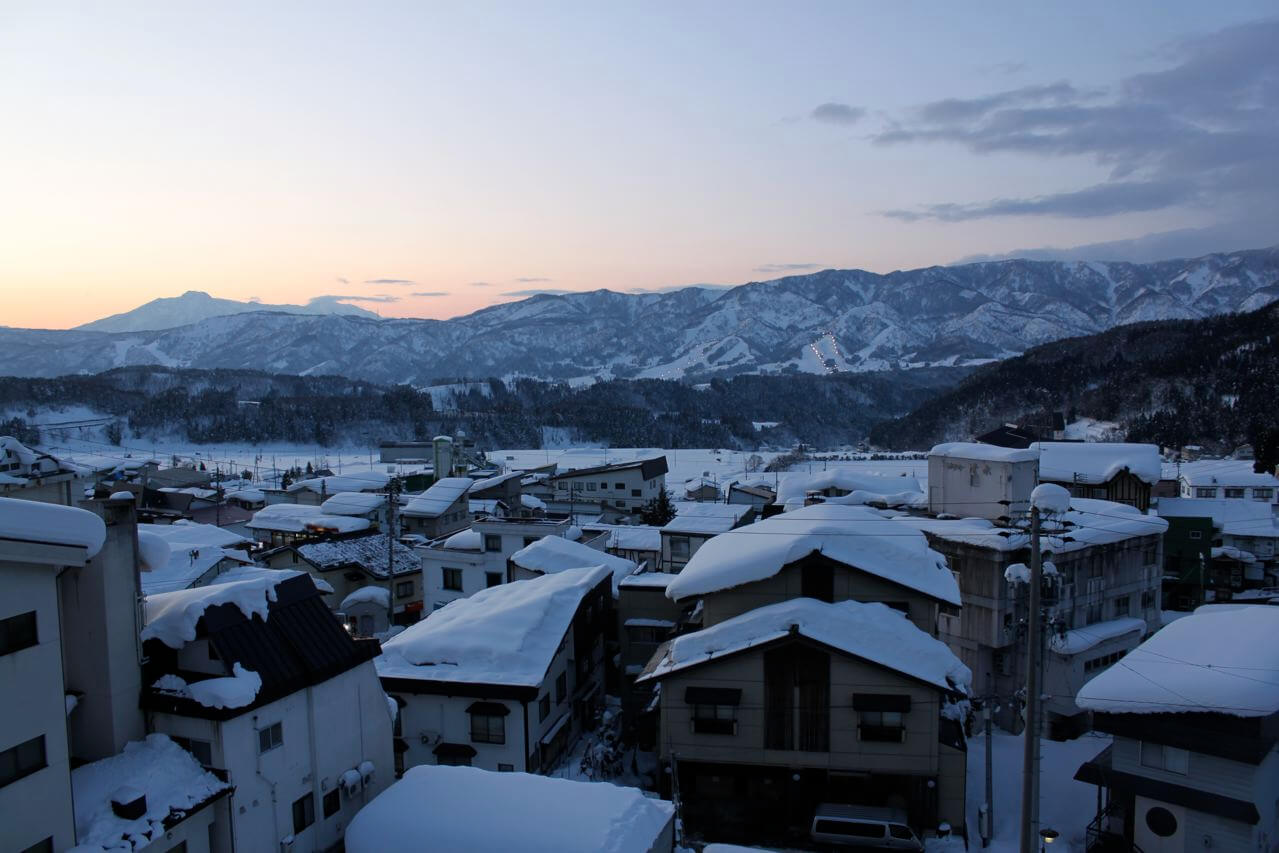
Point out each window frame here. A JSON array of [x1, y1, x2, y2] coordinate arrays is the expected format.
[[291, 792, 315, 834], [394, 580, 414, 599], [485, 571, 503, 588], [469, 713, 506, 745], [483, 534, 502, 551], [322, 788, 341, 819], [0, 611, 39, 657], [257, 721, 283, 754], [442, 568, 463, 591], [0, 734, 47, 789]]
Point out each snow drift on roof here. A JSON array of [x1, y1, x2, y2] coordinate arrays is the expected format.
[[776, 468, 924, 504], [510, 535, 638, 594], [345, 765, 673, 853], [583, 523, 662, 553], [287, 470, 390, 494], [666, 503, 959, 606], [141, 569, 313, 649], [929, 442, 1039, 463], [0, 496, 107, 557], [71, 734, 230, 852], [469, 470, 523, 492], [1048, 616, 1146, 655], [662, 502, 751, 535], [1032, 441, 1161, 486], [1075, 606, 1279, 716], [298, 534, 419, 578], [341, 585, 392, 611], [1156, 498, 1277, 536], [247, 502, 372, 534], [377, 565, 612, 687], [321, 491, 385, 516], [640, 598, 970, 693], [441, 528, 483, 550], [1177, 463, 1279, 488], [136, 531, 172, 574], [402, 477, 473, 517]]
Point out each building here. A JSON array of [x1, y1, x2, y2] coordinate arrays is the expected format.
[[1156, 497, 1278, 607], [246, 502, 373, 548], [776, 468, 926, 512], [262, 533, 423, 625], [1074, 607, 1279, 852], [377, 565, 612, 776], [400, 477, 472, 539], [637, 598, 970, 845], [345, 764, 674, 853], [282, 471, 392, 506], [467, 470, 525, 503], [581, 522, 663, 569], [660, 502, 755, 573], [0, 434, 79, 504], [1177, 466, 1278, 504], [135, 520, 257, 595], [616, 571, 681, 726], [141, 570, 394, 852], [683, 477, 722, 502], [1032, 441, 1162, 511], [726, 482, 776, 512], [927, 442, 1039, 520], [548, 456, 669, 514], [509, 533, 638, 594]]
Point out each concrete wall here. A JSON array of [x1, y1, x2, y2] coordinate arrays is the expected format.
[[928, 455, 1036, 520], [552, 469, 664, 513]]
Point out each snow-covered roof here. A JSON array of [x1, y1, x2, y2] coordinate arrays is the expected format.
[[639, 598, 971, 694], [440, 528, 483, 550], [617, 571, 675, 590], [666, 503, 960, 606], [287, 470, 390, 494], [71, 734, 231, 851], [298, 534, 419, 578], [1156, 498, 1278, 537], [223, 487, 265, 503], [247, 503, 372, 534], [510, 535, 638, 594], [0, 496, 107, 558], [1211, 545, 1256, 563], [1048, 616, 1146, 655], [321, 491, 385, 516], [1177, 464, 1279, 488], [929, 442, 1039, 463], [662, 502, 751, 535], [468, 498, 504, 515], [1032, 441, 1162, 486], [344, 765, 673, 853], [1076, 606, 1279, 717], [341, 585, 392, 611], [582, 523, 663, 553], [136, 521, 255, 594], [377, 565, 612, 687], [152, 662, 262, 710], [893, 497, 1167, 555], [520, 493, 547, 510], [402, 477, 473, 517], [469, 470, 523, 492], [776, 468, 924, 504], [141, 569, 314, 649]]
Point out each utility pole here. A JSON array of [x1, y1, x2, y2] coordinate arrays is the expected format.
[[983, 699, 994, 847], [1019, 505, 1042, 853], [386, 476, 401, 632]]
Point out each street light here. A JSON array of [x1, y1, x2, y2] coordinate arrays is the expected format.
[[1039, 827, 1059, 851]]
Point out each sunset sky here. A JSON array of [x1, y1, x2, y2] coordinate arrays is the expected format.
[[2, 2, 1275, 329]]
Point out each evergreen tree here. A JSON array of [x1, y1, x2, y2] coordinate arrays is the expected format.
[[638, 490, 676, 526]]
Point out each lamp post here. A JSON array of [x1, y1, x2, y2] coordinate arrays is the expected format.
[[1039, 827, 1059, 852]]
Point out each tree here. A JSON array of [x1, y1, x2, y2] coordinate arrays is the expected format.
[[105, 420, 123, 446], [638, 490, 676, 526]]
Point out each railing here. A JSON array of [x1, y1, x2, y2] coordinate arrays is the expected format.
[[1085, 803, 1143, 853]]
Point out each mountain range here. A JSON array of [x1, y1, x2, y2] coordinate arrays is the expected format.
[[3, 248, 1276, 385], [76, 290, 379, 332]]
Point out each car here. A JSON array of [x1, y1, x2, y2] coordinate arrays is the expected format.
[[809, 804, 923, 850]]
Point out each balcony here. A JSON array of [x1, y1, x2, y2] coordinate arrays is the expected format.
[[1085, 802, 1142, 852]]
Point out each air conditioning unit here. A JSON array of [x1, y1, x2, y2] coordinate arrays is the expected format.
[[359, 760, 376, 786]]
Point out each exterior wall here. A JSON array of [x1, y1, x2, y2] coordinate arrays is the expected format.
[[1111, 735, 1260, 803], [420, 547, 488, 613], [727, 488, 772, 512], [1042, 630, 1145, 720], [0, 474, 75, 505], [0, 557, 77, 853], [698, 561, 940, 636], [1178, 476, 1279, 505], [264, 549, 425, 625], [928, 455, 1035, 520], [139, 804, 218, 853], [552, 468, 665, 513], [393, 693, 528, 772], [617, 586, 682, 718], [400, 494, 470, 539], [660, 531, 716, 573]]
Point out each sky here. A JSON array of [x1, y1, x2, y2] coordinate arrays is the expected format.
[[2, 1, 1276, 329]]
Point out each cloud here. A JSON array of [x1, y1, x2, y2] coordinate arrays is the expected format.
[[514, 276, 553, 283], [410, 291, 448, 297], [503, 288, 574, 297], [953, 220, 1279, 264], [248, 296, 262, 303], [753, 263, 822, 274], [336, 277, 349, 285], [364, 278, 416, 286], [625, 283, 736, 294], [872, 18, 1279, 224], [308, 294, 401, 304], [469, 281, 494, 287], [811, 102, 865, 125]]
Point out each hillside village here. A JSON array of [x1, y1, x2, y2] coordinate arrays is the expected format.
[[3, 426, 1277, 852]]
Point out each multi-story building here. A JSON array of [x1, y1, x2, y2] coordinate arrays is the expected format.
[[262, 533, 423, 624], [660, 502, 754, 572], [927, 442, 1038, 521], [400, 477, 473, 539], [580, 522, 662, 569], [1032, 441, 1162, 511], [0, 434, 79, 505], [1177, 466, 1278, 504], [548, 456, 669, 514]]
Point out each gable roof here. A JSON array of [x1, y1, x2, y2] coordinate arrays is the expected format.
[[550, 455, 669, 482], [665, 503, 960, 606], [247, 503, 372, 535], [1032, 441, 1162, 486], [662, 502, 752, 535], [402, 477, 473, 517], [638, 598, 971, 694], [510, 535, 638, 594]]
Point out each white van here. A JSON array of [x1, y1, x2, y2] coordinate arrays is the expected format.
[[809, 804, 923, 850]]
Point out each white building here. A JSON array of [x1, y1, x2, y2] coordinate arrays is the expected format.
[[1178, 464, 1278, 504], [581, 522, 663, 569], [246, 503, 372, 547], [548, 456, 669, 514], [660, 502, 755, 572], [927, 442, 1038, 520], [377, 565, 613, 775]]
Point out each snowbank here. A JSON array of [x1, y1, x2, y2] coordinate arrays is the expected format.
[[1076, 606, 1279, 716], [341, 585, 392, 611], [441, 528, 482, 550], [0, 496, 107, 557], [666, 503, 959, 606], [641, 598, 971, 694], [135, 531, 172, 574], [511, 534, 638, 594], [142, 570, 311, 649], [345, 765, 673, 853], [377, 565, 612, 687], [1033, 441, 1161, 486]]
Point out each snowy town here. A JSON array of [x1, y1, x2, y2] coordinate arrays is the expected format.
[[2, 429, 1276, 852]]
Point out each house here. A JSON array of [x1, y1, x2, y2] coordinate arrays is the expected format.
[[548, 456, 669, 514], [660, 502, 755, 572], [1156, 497, 1278, 606], [509, 533, 639, 595], [283, 470, 391, 506], [0, 434, 78, 505], [581, 522, 663, 569], [140, 570, 394, 852], [246, 502, 373, 547], [1074, 607, 1279, 853], [263, 533, 423, 625], [417, 516, 578, 613], [636, 598, 970, 845], [1032, 441, 1162, 511], [776, 468, 926, 512], [1177, 464, 1278, 504], [136, 520, 257, 594], [895, 498, 1165, 736], [467, 470, 525, 503], [927, 442, 1039, 520], [376, 565, 613, 776], [340, 585, 393, 637], [665, 503, 962, 636], [344, 765, 674, 853], [684, 477, 722, 502], [726, 482, 776, 512], [616, 570, 681, 727], [399, 477, 472, 539], [320, 490, 388, 524]]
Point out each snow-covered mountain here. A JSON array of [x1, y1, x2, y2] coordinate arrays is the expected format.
[[76, 290, 378, 332], [6, 248, 1277, 384]]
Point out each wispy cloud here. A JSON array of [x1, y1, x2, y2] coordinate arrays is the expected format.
[[503, 288, 573, 297], [410, 291, 448, 297], [625, 283, 735, 294], [811, 102, 865, 125], [248, 296, 262, 303], [469, 281, 494, 287], [871, 18, 1279, 223], [309, 294, 401, 304], [336, 277, 349, 285], [364, 278, 416, 286], [514, 276, 553, 283], [753, 263, 821, 274]]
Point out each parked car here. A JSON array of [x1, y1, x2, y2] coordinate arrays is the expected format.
[[809, 804, 923, 851]]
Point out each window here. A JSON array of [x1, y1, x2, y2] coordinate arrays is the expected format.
[[764, 645, 829, 752], [599, 482, 608, 490], [0, 735, 46, 788], [556, 481, 567, 491], [322, 788, 340, 819], [1195, 487, 1217, 498], [631, 489, 641, 497], [0, 611, 38, 657], [1086, 603, 1103, 624], [497, 763, 514, 772], [669, 536, 690, 561], [1141, 590, 1156, 611], [627, 625, 667, 644], [556, 672, 567, 704], [257, 722, 283, 754], [523, 537, 538, 548], [292, 792, 315, 833], [539, 694, 551, 722], [687, 687, 741, 735], [586, 482, 596, 491], [615, 499, 625, 508], [614, 482, 625, 491], [1224, 488, 1245, 499], [1140, 742, 1188, 774], [483, 534, 501, 551], [170, 736, 213, 767], [395, 580, 414, 599], [442, 568, 463, 591], [1254, 488, 1274, 501], [469, 710, 506, 745], [485, 572, 503, 588], [854, 694, 911, 742], [1188, 530, 1203, 540], [801, 563, 834, 603], [1112, 596, 1130, 618]]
